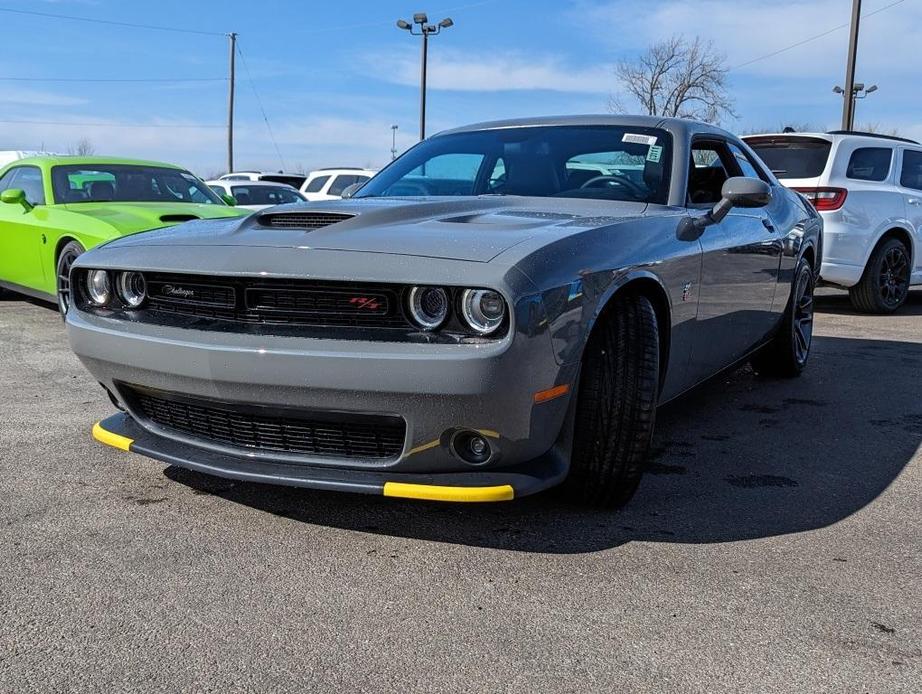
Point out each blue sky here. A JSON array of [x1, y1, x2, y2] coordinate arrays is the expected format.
[[0, 0, 918, 176]]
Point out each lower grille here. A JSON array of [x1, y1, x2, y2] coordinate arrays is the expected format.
[[125, 386, 405, 461]]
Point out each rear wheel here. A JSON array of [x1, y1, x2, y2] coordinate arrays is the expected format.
[[849, 237, 911, 313], [563, 293, 659, 507], [56, 240, 85, 317], [751, 257, 815, 377]]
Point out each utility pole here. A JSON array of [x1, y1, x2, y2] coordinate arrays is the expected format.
[[396, 13, 453, 141], [227, 32, 237, 174], [841, 0, 861, 130]]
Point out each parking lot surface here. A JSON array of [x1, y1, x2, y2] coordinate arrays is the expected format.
[[1, 290, 920, 693]]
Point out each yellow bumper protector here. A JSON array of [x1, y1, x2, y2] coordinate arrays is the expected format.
[[92, 421, 134, 452], [383, 481, 514, 502]]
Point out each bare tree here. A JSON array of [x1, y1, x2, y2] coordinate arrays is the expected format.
[[858, 122, 902, 137], [67, 138, 96, 156], [612, 36, 735, 124]]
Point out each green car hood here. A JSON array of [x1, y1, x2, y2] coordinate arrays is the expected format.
[[61, 202, 246, 236]]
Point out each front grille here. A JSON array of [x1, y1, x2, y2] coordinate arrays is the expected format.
[[125, 385, 406, 460], [142, 273, 408, 328], [258, 212, 354, 229]]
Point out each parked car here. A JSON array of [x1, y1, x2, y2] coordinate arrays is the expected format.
[[300, 168, 377, 201], [218, 171, 306, 189], [70, 116, 820, 507], [0, 156, 248, 313], [744, 130, 921, 312], [207, 180, 306, 210]]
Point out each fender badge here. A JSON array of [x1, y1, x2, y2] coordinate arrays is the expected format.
[[682, 282, 693, 302]]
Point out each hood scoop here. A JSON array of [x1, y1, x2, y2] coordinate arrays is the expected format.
[[258, 211, 355, 230], [160, 214, 201, 223]]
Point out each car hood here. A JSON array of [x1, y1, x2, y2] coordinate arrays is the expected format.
[[102, 196, 656, 262], [61, 202, 246, 236]]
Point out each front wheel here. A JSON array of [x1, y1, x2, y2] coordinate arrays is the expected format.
[[751, 258, 815, 377], [56, 240, 85, 317], [849, 237, 911, 313], [563, 293, 660, 507]]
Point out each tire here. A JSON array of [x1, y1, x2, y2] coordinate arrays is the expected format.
[[56, 240, 85, 317], [848, 237, 911, 313], [751, 258, 815, 378], [563, 293, 660, 507]]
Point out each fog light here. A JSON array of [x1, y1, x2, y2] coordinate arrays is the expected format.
[[86, 270, 111, 306], [452, 430, 493, 465]]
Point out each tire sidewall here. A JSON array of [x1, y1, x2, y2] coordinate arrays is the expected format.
[[789, 261, 815, 370], [56, 241, 85, 317]]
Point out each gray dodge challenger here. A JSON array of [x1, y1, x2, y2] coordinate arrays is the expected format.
[[67, 116, 822, 506]]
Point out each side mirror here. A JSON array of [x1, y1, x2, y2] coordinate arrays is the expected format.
[[340, 182, 364, 199], [221, 193, 237, 206], [709, 176, 772, 224], [0, 188, 32, 211]]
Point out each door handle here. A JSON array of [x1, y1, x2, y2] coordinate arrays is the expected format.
[[762, 218, 776, 232]]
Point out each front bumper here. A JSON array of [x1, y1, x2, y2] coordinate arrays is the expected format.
[[69, 306, 576, 500], [93, 413, 567, 501]]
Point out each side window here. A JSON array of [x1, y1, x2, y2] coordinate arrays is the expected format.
[[846, 147, 892, 182], [899, 150, 922, 191], [0, 167, 20, 193], [304, 175, 330, 193], [688, 141, 734, 205], [487, 158, 506, 192], [728, 143, 764, 180], [328, 175, 358, 196], [15, 166, 45, 205]]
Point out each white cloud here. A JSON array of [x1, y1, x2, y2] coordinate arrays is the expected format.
[[373, 49, 612, 93], [0, 87, 87, 106]]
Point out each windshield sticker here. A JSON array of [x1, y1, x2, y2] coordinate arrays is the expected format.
[[646, 145, 663, 163], [180, 172, 197, 181], [622, 133, 658, 146]]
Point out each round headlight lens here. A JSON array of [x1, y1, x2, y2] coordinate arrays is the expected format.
[[117, 271, 147, 308], [461, 289, 506, 335], [85, 270, 111, 306], [408, 286, 449, 330]]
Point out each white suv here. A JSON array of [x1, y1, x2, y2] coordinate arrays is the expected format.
[[745, 131, 922, 312], [219, 171, 306, 189], [300, 168, 377, 201]]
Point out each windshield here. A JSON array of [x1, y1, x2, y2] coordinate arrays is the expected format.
[[51, 164, 224, 205], [744, 136, 832, 179], [229, 185, 303, 206], [356, 125, 673, 204]]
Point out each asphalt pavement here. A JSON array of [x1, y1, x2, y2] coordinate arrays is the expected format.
[[0, 289, 919, 693]]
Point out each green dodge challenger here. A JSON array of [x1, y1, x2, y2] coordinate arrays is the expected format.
[[0, 155, 248, 313]]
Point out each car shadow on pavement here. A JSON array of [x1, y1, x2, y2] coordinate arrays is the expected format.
[[165, 327, 922, 555]]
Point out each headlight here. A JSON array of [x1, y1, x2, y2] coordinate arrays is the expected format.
[[117, 271, 147, 308], [460, 289, 506, 335], [85, 270, 111, 306], [408, 286, 449, 330]]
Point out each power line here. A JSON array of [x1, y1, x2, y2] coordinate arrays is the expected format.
[[236, 41, 286, 171], [732, 0, 905, 70], [0, 76, 226, 83], [0, 119, 224, 129], [0, 6, 224, 36]]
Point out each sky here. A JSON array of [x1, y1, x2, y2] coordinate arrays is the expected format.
[[0, 0, 919, 177]]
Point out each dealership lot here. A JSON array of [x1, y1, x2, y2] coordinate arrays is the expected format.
[[0, 291, 919, 692]]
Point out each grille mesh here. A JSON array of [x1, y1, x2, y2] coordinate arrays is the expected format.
[[128, 386, 406, 460], [259, 212, 354, 229]]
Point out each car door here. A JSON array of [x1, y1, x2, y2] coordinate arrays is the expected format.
[[686, 138, 783, 383], [0, 165, 48, 291], [897, 148, 922, 284]]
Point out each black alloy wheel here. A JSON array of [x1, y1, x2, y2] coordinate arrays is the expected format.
[[56, 241, 84, 317], [878, 243, 910, 309]]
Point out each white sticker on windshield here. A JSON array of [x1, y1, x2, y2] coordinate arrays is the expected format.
[[622, 133, 658, 146], [646, 145, 663, 163]]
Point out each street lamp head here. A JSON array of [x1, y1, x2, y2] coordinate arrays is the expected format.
[[866, 84, 878, 94], [439, 17, 454, 28], [413, 12, 428, 24], [853, 82, 865, 92], [833, 85, 844, 94], [396, 19, 411, 30]]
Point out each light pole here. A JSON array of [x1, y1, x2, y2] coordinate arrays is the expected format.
[[391, 124, 399, 160], [833, 83, 878, 130], [396, 13, 453, 141]]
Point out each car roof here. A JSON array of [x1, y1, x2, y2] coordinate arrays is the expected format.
[[7, 155, 186, 170], [306, 168, 376, 176], [207, 179, 302, 187], [435, 114, 733, 139], [743, 131, 920, 147], [222, 170, 304, 176]]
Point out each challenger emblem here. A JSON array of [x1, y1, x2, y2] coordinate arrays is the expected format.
[[162, 285, 195, 299], [349, 296, 382, 310]]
